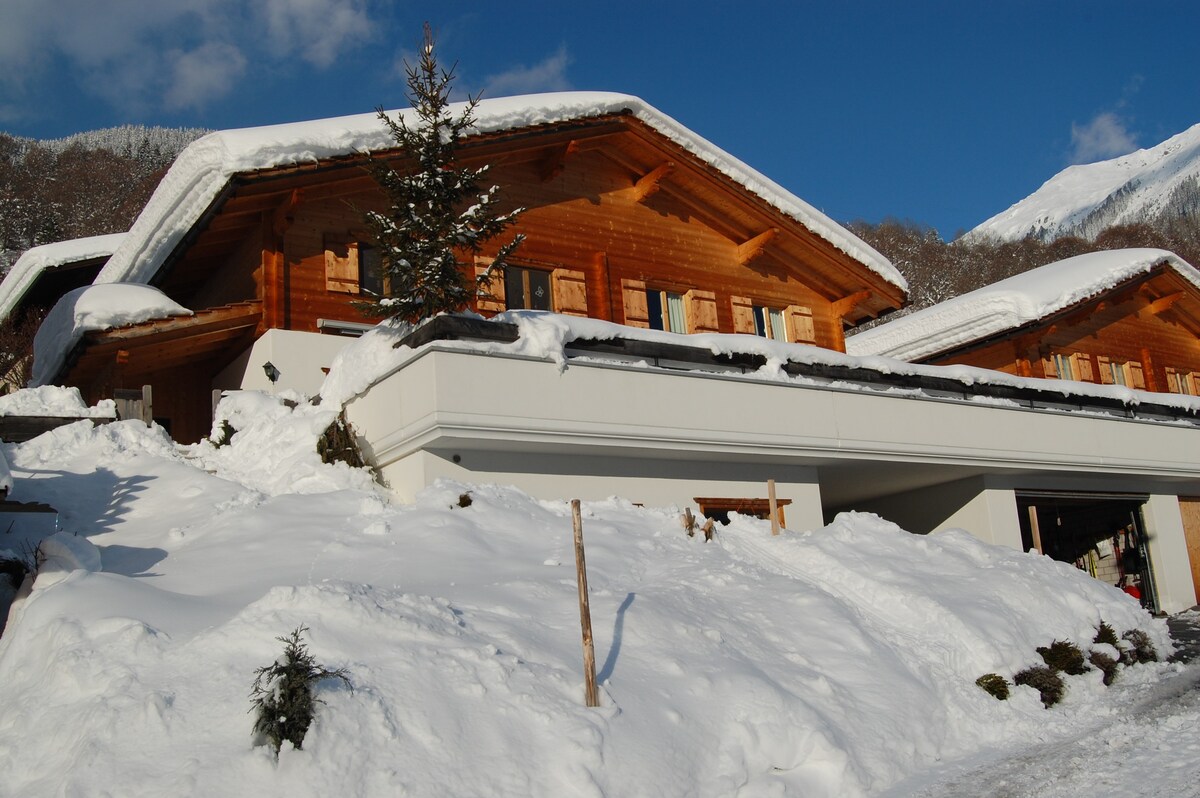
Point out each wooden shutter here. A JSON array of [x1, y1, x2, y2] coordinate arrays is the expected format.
[[1041, 356, 1057, 378], [1127, 361, 1146, 390], [730, 295, 756, 334], [324, 234, 359, 294], [785, 305, 816, 344], [621, 279, 650, 328], [475, 257, 505, 313], [1097, 355, 1114, 384], [685, 289, 719, 333], [552, 268, 588, 316], [1072, 354, 1095, 383]]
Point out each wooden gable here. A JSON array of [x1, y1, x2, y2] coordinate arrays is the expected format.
[[144, 113, 902, 354], [932, 265, 1200, 396]]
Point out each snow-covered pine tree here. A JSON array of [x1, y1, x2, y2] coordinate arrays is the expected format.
[[360, 24, 524, 322]]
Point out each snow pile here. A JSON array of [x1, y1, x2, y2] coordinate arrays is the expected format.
[[0, 391, 1183, 798], [31, 283, 192, 386], [0, 232, 126, 322], [0, 385, 115, 418], [846, 248, 1200, 361], [188, 390, 377, 496], [967, 121, 1200, 243], [92, 92, 902, 293]]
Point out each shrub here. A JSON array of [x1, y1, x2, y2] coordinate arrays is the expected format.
[[1014, 666, 1065, 708], [250, 626, 351, 755], [457, 492, 473, 508], [1088, 650, 1119, 685], [1121, 629, 1159, 664], [317, 412, 366, 469], [975, 673, 1010, 700], [1037, 639, 1090, 675], [1093, 621, 1119, 648]]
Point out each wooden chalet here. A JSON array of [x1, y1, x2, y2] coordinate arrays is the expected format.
[[40, 93, 905, 443], [847, 248, 1200, 397]]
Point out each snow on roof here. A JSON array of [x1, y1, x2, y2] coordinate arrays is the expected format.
[[31, 283, 192, 386], [845, 248, 1200, 362], [0, 233, 127, 322], [92, 92, 903, 292]]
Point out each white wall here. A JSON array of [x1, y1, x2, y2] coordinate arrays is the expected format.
[[1141, 494, 1197, 615], [215, 329, 353, 396]]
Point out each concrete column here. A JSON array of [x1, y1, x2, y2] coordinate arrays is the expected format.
[[1141, 494, 1196, 615]]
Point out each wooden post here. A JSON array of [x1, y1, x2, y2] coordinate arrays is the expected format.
[[768, 479, 780, 536], [1027, 505, 1044, 554], [682, 507, 696, 537], [571, 499, 600, 707], [701, 518, 715, 542], [140, 384, 153, 426]]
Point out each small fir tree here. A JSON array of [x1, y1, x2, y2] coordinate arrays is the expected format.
[[250, 626, 351, 755], [361, 23, 524, 322]]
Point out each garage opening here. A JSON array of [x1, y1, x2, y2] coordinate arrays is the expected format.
[[1016, 491, 1158, 613]]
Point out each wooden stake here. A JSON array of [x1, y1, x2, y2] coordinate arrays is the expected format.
[[768, 479, 780, 536], [571, 500, 600, 707], [682, 507, 696, 537], [701, 518, 715, 542], [1027, 504, 1044, 554]]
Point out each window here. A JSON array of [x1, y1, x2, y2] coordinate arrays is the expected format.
[[324, 234, 384, 295], [504, 265, 553, 311], [695, 497, 791, 526], [1166, 367, 1199, 395], [753, 305, 788, 340], [646, 289, 687, 333], [359, 244, 384, 296], [1052, 353, 1077, 381], [1097, 356, 1146, 389]]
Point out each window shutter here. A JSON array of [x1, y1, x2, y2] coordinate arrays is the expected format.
[[785, 305, 816, 344], [1073, 354, 1095, 383], [552, 268, 588, 316], [1190, 372, 1200, 396], [475, 257, 504, 313], [685, 289, 719, 333], [1097, 355, 1114, 384], [324, 234, 359, 294], [621, 279, 650, 328], [730, 295, 756, 334], [1127, 361, 1146, 390], [1042, 356, 1057, 378]]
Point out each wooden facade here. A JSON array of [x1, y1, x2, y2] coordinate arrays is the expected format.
[[60, 112, 903, 441], [928, 265, 1200, 397]]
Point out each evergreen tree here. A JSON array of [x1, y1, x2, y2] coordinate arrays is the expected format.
[[360, 24, 524, 322]]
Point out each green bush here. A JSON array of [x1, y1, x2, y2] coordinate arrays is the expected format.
[[1121, 629, 1159, 664], [1093, 621, 1119, 648], [250, 626, 351, 755], [975, 673, 1010, 700], [1037, 639, 1090, 675], [1014, 666, 1065, 708]]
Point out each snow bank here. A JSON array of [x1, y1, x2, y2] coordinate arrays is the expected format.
[[93, 92, 902, 293], [0, 232, 126, 322], [846, 248, 1200, 361], [0, 393, 1179, 798], [0, 385, 115, 418], [31, 283, 192, 386]]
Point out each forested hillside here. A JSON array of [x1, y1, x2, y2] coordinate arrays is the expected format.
[[0, 125, 207, 270]]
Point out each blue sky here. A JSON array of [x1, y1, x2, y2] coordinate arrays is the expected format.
[[2, 1, 1198, 239]]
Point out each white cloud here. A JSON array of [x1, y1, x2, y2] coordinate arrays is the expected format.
[[1070, 112, 1139, 164], [164, 42, 249, 111], [0, 0, 373, 115], [482, 46, 572, 98]]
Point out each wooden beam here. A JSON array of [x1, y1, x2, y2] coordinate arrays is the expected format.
[[272, 189, 304, 237], [1142, 290, 1184, 317], [627, 161, 674, 203], [831, 290, 872, 319], [736, 228, 778, 266], [538, 140, 579, 182]]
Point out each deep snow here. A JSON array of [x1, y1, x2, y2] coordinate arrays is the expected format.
[[0, 386, 1192, 798]]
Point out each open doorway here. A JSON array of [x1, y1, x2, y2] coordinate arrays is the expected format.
[[1016, 491, 1158, 613]]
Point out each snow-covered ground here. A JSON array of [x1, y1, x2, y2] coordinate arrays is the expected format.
[[0, 388, 1195, 797]]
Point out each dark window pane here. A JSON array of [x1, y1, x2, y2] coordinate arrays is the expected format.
[[753, 305, 767, 337], [504, 266, 525, 309], [360, 245, 383, 296], [646, 290, 664, 330], [528, 269, 552, 311]]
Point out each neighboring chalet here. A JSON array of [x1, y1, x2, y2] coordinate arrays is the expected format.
[[28, 92, 904, 444], [845, 249, 1200, 396]]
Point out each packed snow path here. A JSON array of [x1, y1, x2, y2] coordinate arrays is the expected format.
[[887, 612, 1200, 798]]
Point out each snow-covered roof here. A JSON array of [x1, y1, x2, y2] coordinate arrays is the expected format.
[[92, 92, 903, 292], [0, 233, 127, 322], [845, 248, 1200, 361], [32, 283, 192, 386]]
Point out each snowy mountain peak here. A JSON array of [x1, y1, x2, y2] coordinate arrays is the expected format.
[[966, 122, 1200, 243]]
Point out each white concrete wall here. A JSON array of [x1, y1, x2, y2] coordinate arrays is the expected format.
[[939, 488, 1023, 548], [214, 329, 353, 396], [1141, 494, 1197, 615]]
